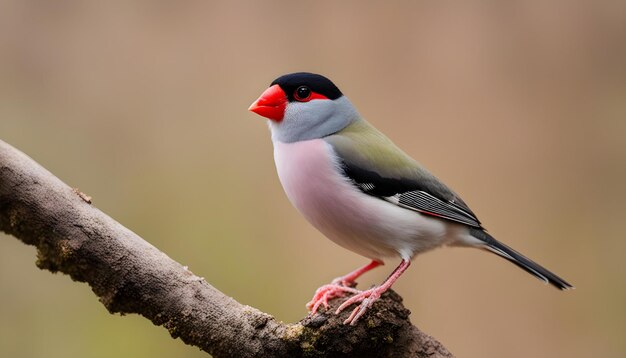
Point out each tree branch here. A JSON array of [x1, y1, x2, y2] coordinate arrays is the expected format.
[[0, 140, 453, 357]]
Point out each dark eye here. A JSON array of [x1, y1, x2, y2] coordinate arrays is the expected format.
[[294, 86, 311, 101]]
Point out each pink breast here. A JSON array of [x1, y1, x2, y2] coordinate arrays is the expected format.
[[274, 139, 354, 224], [273, 139, 396, 259]]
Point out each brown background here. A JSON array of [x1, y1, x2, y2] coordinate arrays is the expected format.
[[1, 1, 625, 357]]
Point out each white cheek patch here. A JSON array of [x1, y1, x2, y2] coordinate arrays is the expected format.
[[270, 97, 359, 143]]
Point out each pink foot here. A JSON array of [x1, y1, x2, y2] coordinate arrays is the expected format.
[[306, 260, 383, 316], [336, 259, 411, 325], [306, 281, 360, 315], [335, 286, 384, 325]]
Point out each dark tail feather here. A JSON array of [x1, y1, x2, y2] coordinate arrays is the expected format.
[[470, 228, 573, 290]]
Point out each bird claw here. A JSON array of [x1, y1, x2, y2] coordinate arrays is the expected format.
[[306, 283, 360, 315], [336, 287, 383, 325], [307, 260, 405, 324]]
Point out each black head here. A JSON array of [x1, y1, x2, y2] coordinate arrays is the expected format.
[[270, 72, 343, 102]]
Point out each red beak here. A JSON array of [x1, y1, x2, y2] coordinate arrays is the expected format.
[[248, 84, 287, 121]]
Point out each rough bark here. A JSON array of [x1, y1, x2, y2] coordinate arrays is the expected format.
[[0, 139, 453, 357]]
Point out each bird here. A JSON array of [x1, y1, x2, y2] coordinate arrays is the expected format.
[[248, 72, 573, 325]]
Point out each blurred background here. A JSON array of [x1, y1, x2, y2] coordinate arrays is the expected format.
[[1, 1, 625, 357]]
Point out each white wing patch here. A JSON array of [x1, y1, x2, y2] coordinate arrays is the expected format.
[[358, 182, 376, 192]]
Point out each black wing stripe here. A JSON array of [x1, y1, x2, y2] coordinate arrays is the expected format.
[[397, 191, 481, 227], [402, 191, 475, 217], [337, 157, 482, 227]]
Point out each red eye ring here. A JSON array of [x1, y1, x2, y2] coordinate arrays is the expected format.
[[294, 86, 312, 102]]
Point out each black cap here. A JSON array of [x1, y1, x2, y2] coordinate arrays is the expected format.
[[271, 72, 343, 102]]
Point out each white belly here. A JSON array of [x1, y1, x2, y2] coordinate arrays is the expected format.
[[273, 139, 465, 261]]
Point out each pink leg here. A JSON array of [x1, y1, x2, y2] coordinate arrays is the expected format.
[[336, 259, 411, 325], [332, 260, 382, 286], [306, 260, 383, 315]]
